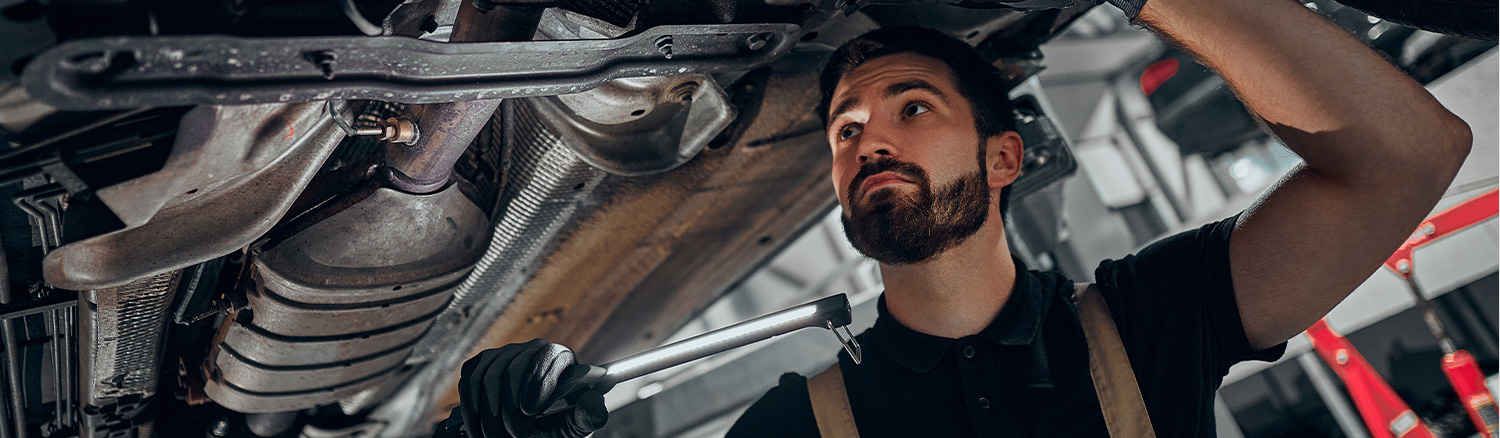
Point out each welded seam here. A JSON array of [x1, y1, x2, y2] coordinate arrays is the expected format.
[[215, 362, 404, 397], [238, 302, 448, 343], [254, 277, 461, 311], [218, 340, 418, 372]]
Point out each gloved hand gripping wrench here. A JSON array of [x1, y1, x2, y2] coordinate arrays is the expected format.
[[540, 293, 860, 416]]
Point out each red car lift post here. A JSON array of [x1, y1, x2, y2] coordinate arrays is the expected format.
[[1306, 188, 1498, 438], [1381, 188, 1499, 437], [1307, 320, 1434, 438]]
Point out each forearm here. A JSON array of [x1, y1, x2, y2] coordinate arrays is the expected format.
[[1136, 0, 1471, 186]]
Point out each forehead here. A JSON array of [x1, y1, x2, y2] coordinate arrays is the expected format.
[[831, 52, 961, 107]]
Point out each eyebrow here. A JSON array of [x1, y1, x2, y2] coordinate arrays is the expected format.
[[828, 79, 948, 124], [830, 96, 861, 125], [884, 80, 945, 100]]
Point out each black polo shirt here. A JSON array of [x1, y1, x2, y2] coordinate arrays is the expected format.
[[725, 214, 1286, 437]]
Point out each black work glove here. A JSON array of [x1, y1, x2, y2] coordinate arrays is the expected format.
[[456, 339, 608, 438]]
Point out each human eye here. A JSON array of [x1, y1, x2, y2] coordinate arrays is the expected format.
[[837, 123, 863, 141], [902, 102, 931, 118]]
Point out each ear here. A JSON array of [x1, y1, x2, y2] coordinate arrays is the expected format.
[[985, 131, 1024, 191]]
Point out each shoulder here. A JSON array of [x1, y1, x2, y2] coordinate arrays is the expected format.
[[1085, 213, 1285, 365], [1022, 267, 1082, 313], [726, 372, 821, 438], [1095, 214, 1239, 286]]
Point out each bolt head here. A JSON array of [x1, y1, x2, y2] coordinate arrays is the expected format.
[[744, 33, 770, 51], [1396, 259, 1411, 274]]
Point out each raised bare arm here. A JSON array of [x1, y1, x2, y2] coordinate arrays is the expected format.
[[1135, 0, 1473, 350]]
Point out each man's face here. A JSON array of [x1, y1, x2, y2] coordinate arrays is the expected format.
[[825, 53, 994, 265]]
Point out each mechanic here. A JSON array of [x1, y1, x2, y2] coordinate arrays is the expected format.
[[433, 0, 1474, 434]]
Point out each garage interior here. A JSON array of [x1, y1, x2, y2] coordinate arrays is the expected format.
[[0, 0, 1494, 437]]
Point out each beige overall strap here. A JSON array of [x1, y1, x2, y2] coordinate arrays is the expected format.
[[1074, 283, 1158, 438], [808, 363, 860, 438]]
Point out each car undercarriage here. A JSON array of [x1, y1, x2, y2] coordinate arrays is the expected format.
[[3, 0, 1495, 435]]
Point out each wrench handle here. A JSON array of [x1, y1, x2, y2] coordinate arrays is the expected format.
[[536, 293, 854, 416]]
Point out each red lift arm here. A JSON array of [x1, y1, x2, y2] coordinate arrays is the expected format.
[[1307, 188, 1497, 437], [1382, 188, 1498, 437], [1307, 320, 1434, 438]]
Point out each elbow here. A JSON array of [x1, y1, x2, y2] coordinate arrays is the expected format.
[[1432, 110, 1473, 177], [1402, 109, 1473, 195], [1446, 114, 1473, 165], [1359, 108, 1472, 192], [1397, 105, 1472, 179]]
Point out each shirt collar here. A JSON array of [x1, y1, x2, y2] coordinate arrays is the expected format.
[[978, 257, 1051, 347], [871, 256, 1053, 374], [873, 296, 955, 373]]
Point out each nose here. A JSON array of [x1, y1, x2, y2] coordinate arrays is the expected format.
[[854, 124, 898, 165], [856, 146, 891, 165]]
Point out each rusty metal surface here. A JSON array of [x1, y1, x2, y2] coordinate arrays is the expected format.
[[381, 0, 461, 38], [212, 345, 407, 394], [545, 75, 736, 176], [202, 373, 386, 415], [575, 137, 837, 364], [254, 261, 471, 305], [90, 105, 293, 228], [384, 99, 503, 193], [363, 95, 609, 436], [254, 186, 490, 305], [204, 184, 489, 413], [406, 100, 608, 367], [383, 4, 539, 192], [219, 319, 430, 367], [419, 47, 842, 419], [21, 24, 798, 110], [563, 49, 840, 364], [80, 271, 180, 407], [412, 99, 604, 362], [555, 76, 707, 125], [244, 285, 454, 338], [43, 102, 346, 291]]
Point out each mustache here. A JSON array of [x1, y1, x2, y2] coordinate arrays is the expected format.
[[848, 157, 929, 201]]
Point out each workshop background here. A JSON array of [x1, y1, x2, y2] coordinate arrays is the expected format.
[[0, 0, 1494, 437]]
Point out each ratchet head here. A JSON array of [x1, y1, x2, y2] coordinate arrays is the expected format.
[[812, 293, 854, 328], [812, 294, 861, 365]]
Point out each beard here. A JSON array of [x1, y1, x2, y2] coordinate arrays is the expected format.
[[840, 148, 991, 265]]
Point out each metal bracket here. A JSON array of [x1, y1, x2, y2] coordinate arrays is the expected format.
[[22, 24, 798, 110]]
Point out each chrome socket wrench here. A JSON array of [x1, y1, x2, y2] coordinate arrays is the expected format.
[[540, 293, 860, 416]]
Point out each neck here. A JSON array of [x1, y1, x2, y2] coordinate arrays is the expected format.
[[880, 219, 1017, 339]]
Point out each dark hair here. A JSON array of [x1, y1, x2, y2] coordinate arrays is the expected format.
[[818, 26, 1019, 217]]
